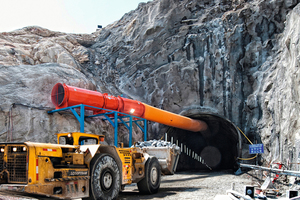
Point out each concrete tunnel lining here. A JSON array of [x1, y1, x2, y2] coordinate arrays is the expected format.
[[166, 113, 242, 171]]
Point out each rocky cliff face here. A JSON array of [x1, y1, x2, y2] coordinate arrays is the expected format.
[[1, 0, 300, 166]]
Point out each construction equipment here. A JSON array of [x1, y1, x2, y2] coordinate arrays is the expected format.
[[0, 83, 207, 199], [0, 132, 180, 199], [51, 83, 208, 132]]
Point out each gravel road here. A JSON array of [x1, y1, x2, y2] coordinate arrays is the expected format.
[[118, 170, 253, 200], [0, 170, 257, 200]]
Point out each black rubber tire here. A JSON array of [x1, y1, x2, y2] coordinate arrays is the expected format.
[[137, 157, 161, 194], [89, 153, 120, 200]]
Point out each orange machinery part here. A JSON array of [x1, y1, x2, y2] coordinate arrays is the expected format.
[[51, 83, 207, 132]]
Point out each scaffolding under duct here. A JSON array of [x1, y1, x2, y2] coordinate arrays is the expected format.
[[48, 104, 147, 147]]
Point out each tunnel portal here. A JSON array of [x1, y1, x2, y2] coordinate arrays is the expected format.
[[168, 113, 241, 171]]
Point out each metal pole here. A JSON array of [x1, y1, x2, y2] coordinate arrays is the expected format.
[[114, 112, 118, 147], [144, 119, 147, 141], [80, 104, 85, 133], [129, 116, 132, 147], [240, 163, 300, 177]]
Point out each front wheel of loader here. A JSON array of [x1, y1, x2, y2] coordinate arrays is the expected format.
[[89, 153, 120, 200], [137, 157, 161, 194]]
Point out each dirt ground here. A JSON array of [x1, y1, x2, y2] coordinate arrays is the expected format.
[[0, 170, 255, 200], [118, 170, 253, 200], [0, 169, 294, 200]]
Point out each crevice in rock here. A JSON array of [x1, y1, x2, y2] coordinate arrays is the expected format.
[[197, 59, 204, 107]]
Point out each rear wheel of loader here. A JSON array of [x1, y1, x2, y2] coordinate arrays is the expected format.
[[137, 157, 161, 194], [89, 154, 120, 200]]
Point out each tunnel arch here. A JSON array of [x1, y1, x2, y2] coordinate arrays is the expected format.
[[167, 112, 242, 171]]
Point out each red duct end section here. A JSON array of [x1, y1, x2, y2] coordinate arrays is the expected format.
[[51, 83, 208, 132], [51, 83, 106, 111], [51, 83, 65, 107]]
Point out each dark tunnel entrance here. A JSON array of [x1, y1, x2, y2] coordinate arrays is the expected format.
[[167, 113, 241, 171]]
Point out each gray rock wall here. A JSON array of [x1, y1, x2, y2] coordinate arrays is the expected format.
[[1, 0, 300, 164], [0, 64, 143, 145], [254, 4, 300, 167]]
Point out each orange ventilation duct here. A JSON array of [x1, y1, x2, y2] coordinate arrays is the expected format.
[[51, 83, 208, 132]]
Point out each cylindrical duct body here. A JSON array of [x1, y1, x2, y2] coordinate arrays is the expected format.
[[142, 104, 207, 132], [51, 83, 105, 111], [51, 83, 146, 116], [51, 83, 207, 132]]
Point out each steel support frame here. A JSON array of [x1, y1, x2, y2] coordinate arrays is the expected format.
[[48, 104, 147, 147]]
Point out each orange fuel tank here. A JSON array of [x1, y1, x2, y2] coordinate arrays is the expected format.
[[51, 83, 207, 132]]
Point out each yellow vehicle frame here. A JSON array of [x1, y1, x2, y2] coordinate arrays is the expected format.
[[0, 132, 148, 199]]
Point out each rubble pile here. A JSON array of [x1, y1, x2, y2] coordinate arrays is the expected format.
[[134, 139, 176, 148]]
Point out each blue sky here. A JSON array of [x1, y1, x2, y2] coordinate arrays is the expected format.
[[0, 0, 148, 34]]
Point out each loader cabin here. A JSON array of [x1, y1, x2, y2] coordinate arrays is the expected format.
[[56, 132, 105, 145]]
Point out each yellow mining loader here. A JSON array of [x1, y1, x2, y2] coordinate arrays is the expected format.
[[0, 132, 180, 199]]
